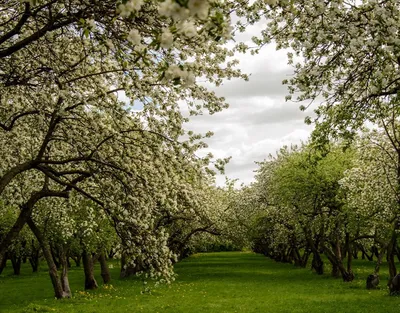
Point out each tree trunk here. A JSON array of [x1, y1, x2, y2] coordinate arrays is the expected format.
[[301, 250, 310, 268], [120, 253, 127, 278], [292, 248, 302, 267], [29, 243, 40, 273], [387, 237, 397, 280], [29, 255, 39, 273], [304, 230, 324, 275], [82, 250, 98, 290], [0, 252, 7, 275], [386, 222, 398, 293], [364, 246, 386, 290], [71, 255, 81, 267], [119, 253, 136, 278], [99, 251, 111, 284], [59, 247, 71, 298], [331, 263, 340, 278], [51, 246, 60, 270], [108, 249, 116, 259], [0, 189, 68, 266], [120, 253, 145, 278], [374, 246, 386, 275], [10, 254, 22, 275], [352, 246, 358, 259], [328, 257, 354, 281], [346, 234, 354, 281], [311, 252, 324, 275], [27, 218, 69, 299], [324, 245, 354, 282], [0, 211, 29, 266]]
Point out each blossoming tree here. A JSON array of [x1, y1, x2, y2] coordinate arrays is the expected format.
[[0, 0, 278, 298]]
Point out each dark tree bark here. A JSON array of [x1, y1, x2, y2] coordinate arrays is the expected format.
[[311, 252, 324, 275], [71, 255, 81, 267], [374, 246, 386, 275], [331, 263, 340, 278], [0, 252, 7, 275], [345, 235, 355, 282], [323, 236, 354, 282], [386, 224, 398, 293], [50, 246, 61, 270], [352, 246, 358, 259], [59, 247, 71, 297], [29, 254, 39, 272], [364, 246, 387, 290], [0, 210, 30, 266], [361, 246, 374, 261], [82, 250, 98, 290], [0, 189, 68, 266], [108, 249, 116, 259], [387, 237, 397, 281], [28, 240, 40, 272], [292, 247, 306, 267], [99, 251, 111, 284], [11, 255, 22, 275], [27, 218, 70, 299], [10, 253, 22, 275], [303, 227, 324, 275], [120, 253, 136, 278]]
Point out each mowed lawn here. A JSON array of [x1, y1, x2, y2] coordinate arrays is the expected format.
[[1, 252, 399, 313]]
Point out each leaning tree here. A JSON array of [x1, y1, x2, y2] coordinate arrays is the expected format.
[[261, 0, 400, 285], [0, 0, 278, 298]]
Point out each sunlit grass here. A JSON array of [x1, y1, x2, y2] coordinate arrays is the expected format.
[[1, 252, 399, 312]]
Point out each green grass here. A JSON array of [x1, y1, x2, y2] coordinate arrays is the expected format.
[[0, 252, 399, 313]]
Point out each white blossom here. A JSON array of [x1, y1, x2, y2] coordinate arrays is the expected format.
[[127, 28, 141, 45], [188, 0, 210, 20], [160, 28, 174, 49]]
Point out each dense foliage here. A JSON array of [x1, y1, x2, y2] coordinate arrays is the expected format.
[[0, 0, 275, 299], [2, 0, 400, 303], [229, 129, 400, 293]]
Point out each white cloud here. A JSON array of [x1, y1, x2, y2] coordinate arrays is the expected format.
[[183, 26, 315, 186]]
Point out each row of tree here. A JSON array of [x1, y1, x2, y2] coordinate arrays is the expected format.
[[228, 122, 400, 293], [0, 0, 271, 299], [226, 0, 400, 295], [2, 0, 400, 300]]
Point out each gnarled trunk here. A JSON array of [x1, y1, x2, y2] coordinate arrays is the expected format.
[[387, 225, 398, 293], [99, 251, 111, 284], [0, 189, 68, 267], [59, 247, 71, 297], [304, 230, 324, 275], [27, 218, 70, 299], [324, 242, 354, 282], [10, 253, 22, 275], [82, 250, 98, 290]]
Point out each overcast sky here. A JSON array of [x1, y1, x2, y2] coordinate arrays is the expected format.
[[184, 23, 314, 186]]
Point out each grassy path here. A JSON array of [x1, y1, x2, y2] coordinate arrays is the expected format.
[[1, 252, 399, 312]]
